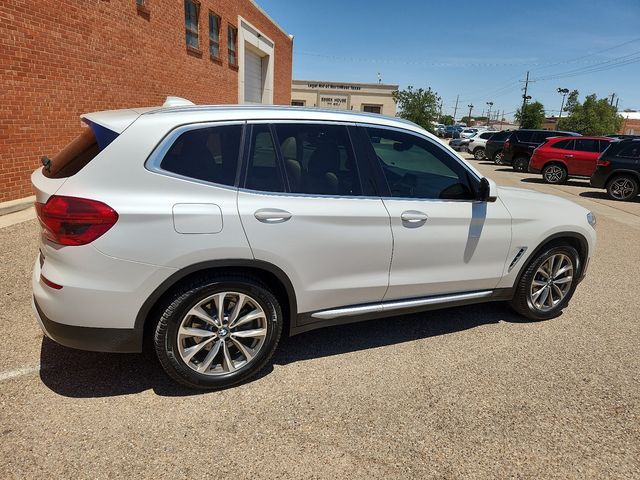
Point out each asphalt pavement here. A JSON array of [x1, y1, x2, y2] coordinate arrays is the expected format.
[[1, 156, 639, 479]]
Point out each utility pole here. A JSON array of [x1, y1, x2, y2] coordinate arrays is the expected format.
[[452, 95, 459, 124], [438, 101, 443, 121], [520, 71, 533, 125], [486, 101, 494, 128], [615, 97, 619, 111], [467, 104, 474, 125], [557, 88, 569, 124], [610, 93, 616, 106]]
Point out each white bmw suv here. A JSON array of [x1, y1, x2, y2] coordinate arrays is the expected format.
[[32, 98, 596, 390]]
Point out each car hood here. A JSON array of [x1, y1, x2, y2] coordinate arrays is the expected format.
[[497, 185, 589, 218]]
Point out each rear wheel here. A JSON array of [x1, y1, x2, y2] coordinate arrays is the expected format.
[[154, 274, 283, 390], [473, 148, 486, 160], [512, 156, 529, 172], [510, 244, 580, 321], [606, 174, 639, 201], [493, 151, 504, 165], [542, 163, 568, 184]]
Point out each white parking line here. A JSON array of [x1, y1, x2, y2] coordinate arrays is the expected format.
[[0, 365, 43, 382]]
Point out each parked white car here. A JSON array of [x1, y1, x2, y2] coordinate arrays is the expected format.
[[460, 128, 479, 139], [467, 131, 499, 159], [31, 98, 596, 390]]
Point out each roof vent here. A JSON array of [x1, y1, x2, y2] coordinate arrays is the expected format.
[[162, 96, 195, 107]]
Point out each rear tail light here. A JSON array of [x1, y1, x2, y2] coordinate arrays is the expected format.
[[596, 158, 611, 167], [503, 139, 511, 150], [35, 195, 118, 246]]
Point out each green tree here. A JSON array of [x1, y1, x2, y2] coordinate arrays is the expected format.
[[515, 101, 545, 129], [440, 114, 454, 125], [392, 86, 441, 131], [557, 91, 623, 135], [460, 116, 473, 125]]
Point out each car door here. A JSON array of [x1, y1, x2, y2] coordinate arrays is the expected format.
[[237, 122, 393, 318], [572, 138, 606, 176], [360, 125, 512, 300], [549, 138, 576, 171]]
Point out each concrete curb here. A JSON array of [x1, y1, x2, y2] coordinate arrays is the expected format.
[[0, 195, 35, 216]]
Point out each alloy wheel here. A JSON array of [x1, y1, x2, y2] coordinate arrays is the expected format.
[[609, 177, 636, 200], [529, 254, 573, 312], [474, 149, 486, 160], [544, 165, 565, 183], [494, 152, 504, 164], [177, 292, 268, 375]]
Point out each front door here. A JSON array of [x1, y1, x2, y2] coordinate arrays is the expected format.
[[361, 126, 512, 300], [237, 122, 393, 316]]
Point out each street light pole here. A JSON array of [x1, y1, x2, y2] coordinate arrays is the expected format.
[[557, 88, 569, 125], [486, 101, 493, 128]]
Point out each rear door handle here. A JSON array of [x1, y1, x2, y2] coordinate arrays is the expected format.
[[401, 210, 428, 223], [564, 154, 574, 158], [254, 208, 292, 223]]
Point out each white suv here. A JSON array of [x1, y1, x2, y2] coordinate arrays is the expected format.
[[32, 98, 596, 390], [467, 131, 498, 160]]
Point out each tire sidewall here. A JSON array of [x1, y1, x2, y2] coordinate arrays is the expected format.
[[513, 157, 529, 172], [606, 175, 639, 201], [473, 148, 485, 160], [157, 278, 282, 389]]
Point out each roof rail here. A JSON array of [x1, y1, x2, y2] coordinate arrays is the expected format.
[[162, 96, 195, 107]]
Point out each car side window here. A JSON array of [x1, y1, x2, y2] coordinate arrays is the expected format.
[[245, 124, 285, 192], [479, 132, 492, 140], [616, 143, 640, 159], [274, 123, 361, 196], [597, 140, 610, 153], [160, 124, 242, 186], [365, 127, 477, 200], [516, 131, 534, 142], [574, 139, 599, 152], [552, 139, 574, 150]]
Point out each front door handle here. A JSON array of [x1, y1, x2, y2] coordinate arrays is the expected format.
[[564, 154, 574, 158], [254, 208, 292, 223], [401, 210, 428, 223]]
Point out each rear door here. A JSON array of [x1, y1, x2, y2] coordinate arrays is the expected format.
[[572, 139, 602, 176], [237, 122, 393, 317]]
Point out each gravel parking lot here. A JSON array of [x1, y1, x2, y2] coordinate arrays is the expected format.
[[1, 156, 639, 479]]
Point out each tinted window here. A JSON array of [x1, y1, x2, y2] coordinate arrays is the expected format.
[[489, 130, 510, 141], [515, 131, 535, 142], [597, 140, 611, 152], [479, 132, 493, 140], [616, 143, 640, 159], [274, 123, 361, 196], [160, 124, 241, 185], [533, 132, 558, 143], [574, 139, 600, 152], [366, 128, 476, 200], [245, 125, 284, 192], [552, 139, 574, 150]]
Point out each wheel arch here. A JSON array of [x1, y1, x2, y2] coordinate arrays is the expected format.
[[542, 159, 568, 170], [604, 169, 640, 186], [136, 259, 298, 337]]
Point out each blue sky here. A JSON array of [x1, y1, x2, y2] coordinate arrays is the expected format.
[[259, 0, 640, 120]]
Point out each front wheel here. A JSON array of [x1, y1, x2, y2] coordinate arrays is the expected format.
[[154, 274, 283, 390], [510, 244, 580, 321], [542, 163, 568, 184], [473, 148, 486, 160], [606, 174, 639, 201], [512, 156, 529, 172]]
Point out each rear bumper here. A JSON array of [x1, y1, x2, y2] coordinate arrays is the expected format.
[[33, 296, 143, 353], [590, 169, 608, 188]]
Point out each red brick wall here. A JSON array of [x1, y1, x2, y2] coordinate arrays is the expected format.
[[0, 0, 293, 202]]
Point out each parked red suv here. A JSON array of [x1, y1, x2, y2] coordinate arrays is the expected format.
[[529, 136, 612, 184]]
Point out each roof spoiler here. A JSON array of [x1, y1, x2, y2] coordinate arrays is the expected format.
[[162, 96, 195, 107]]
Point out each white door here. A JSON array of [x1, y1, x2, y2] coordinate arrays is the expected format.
[[237, 123, 392, 315], [362, 125, 512, 300], [244, 48, 263, 104]]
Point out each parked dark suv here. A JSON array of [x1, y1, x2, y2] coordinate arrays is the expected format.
[[590, 138, 640, 201], [484, 130, 511, 164], [503, 129, 580, 172]]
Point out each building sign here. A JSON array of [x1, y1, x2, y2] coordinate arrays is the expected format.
[[308, 83, 361, 91], [319, 95, 348, 109]]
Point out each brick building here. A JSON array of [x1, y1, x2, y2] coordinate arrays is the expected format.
[[0, 0, 293, 202]]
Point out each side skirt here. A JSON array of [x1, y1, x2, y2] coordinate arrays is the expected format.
[[290, 288, 514, 336]]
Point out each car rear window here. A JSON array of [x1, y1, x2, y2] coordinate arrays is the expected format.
[[479, 132, 493, 139], [552, 139, 574, 150], [489, 131, 510, 141], [616, 143, 640, 159], [160, 124, 242, 186]]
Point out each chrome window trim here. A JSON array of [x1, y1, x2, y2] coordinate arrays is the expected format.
[[144, 120, 246, 190]]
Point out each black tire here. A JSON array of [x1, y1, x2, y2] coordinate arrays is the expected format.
[[154, 274, 283, 390], [542, 163, 568, 184], [512, 156, 529, 172], [606, 174, 639, 201], [510, 244, 581, 321], [473, 148, 486, 160], [493, 151, 504, 165]]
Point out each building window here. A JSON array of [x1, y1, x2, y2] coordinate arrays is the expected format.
[[228, 25, 238, 66], [362, 105, 382, 114], [184, 0, 200, 50], [208, 12, 220, 59], [291, 100, 305, 107]]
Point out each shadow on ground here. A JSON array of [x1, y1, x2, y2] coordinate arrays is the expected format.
[[579, 190, 640, 203], [520, 177, 590, 188], [39, 302, 531, 398]]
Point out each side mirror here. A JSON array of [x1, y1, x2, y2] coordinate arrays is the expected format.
[[478, 177, 498, 202]]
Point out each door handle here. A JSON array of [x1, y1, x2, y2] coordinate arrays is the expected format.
[[564, 154, 574, 158], [401, 210, 428, 223], [254, 208, 292, 223]]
